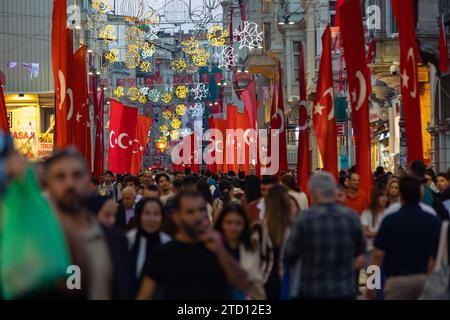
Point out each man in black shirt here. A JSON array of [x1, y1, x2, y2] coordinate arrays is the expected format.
[[137, 191, 249, 299]]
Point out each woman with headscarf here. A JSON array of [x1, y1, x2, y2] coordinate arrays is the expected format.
[[126, 198, 171, 284]]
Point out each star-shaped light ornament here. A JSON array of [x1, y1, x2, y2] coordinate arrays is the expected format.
[[192, 83, 209, 101], [235, 22, 263, 50]]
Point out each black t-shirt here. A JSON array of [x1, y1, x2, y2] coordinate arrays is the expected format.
[[144, 240, 230, 300], [374, 205, 441, 277]]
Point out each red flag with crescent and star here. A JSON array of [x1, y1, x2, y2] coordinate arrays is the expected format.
[[313, 25, 338, 180], [297, 42, 310, 195], [72, 45, 91, 170], [108, 99, 138, 174], [130, 115, 152, 175], [52, 0, 69, 149], [391, 0, 423, 163], [339, 0, 373, 196]]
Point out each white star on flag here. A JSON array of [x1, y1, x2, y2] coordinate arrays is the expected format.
[[351, 89, 357, 103], [76, 112, 82, 123], [139, 146, 144, 151], [401, 69, 410, 88], [314, 103, 325, 115], [129, 140, 133, 146]]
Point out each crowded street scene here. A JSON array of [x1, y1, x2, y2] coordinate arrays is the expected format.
[[0, 0, 450, 307]]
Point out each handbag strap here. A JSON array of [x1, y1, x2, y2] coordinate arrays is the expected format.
[[435, 221, 449, 270]]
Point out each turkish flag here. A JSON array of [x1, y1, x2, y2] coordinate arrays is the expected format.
[[241, 80, 258, 174], [130, 115, 152, 175], [52, 0, 69, 149], [93, 85, 104, 180], [297, 42, 310, 195], [226, 104, 239, 173], [313, 25, 338, 180], [108, 100, 138, 174], [72, 46, 91, 169], [439, 16, 448, 74], [268, 62, 288, 175], [340, 0, 373, 195], [391, 0, 424, 162], [0, 80, 9, 134], [214, 117, 227, 174]]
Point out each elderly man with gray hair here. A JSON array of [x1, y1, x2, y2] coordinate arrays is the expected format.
[[115, 187, 137, 231], [285, 172, 366, 300]]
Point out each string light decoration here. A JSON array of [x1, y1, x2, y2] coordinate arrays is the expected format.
[[87, 11, 104, 30], [186, 64, 199, 75], [161, 92, 173, 104], [162, 110, 173, 120], [235, 21, 263, 50], [140, 60, 152, 72], [91, 0, 113, 14], [217, 46, 238, 69], [189, 103, 205, 118], [207, 25, 229, 47], [105, 48, 119, 63], [180, 128, 192, 137], [175, 86, 189, 99], [171, 117, 182, 129], [148, 89, 161, 102], [127, 87, 141, 101], [192, 83, 209, 101], [171, 59, 187, 73], [141, 42, 156, 58], [170, 129, 180, 140], [125, 26, 145, 47], [182, 37, 200, 55], [143, 23, 160, 41], [140, 87, 149, 96], [176, 104, 187, 116], [114, 86, 124, 98], [124, 45, 141, 69], [121, 0, 145, 21], [99, 25, 117, 42], [192, 48, 210, 67], [159, 124, 169, 133], [138, 95, 148, 104]]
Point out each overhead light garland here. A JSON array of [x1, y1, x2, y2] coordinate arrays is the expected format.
[[235, 21, 264, 50]]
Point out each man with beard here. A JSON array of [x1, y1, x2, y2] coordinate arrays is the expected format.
[[44, 148, 135, 299], [136, 191, 250, 299]]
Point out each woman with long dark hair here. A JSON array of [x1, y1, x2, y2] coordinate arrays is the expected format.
[[242, 175, 262, 206], [126, 198, 171, 283], [215, 203, 265, 300]]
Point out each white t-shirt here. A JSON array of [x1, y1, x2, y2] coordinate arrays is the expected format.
[[360, 209, 387, 251], [288, 191, 309, 211]]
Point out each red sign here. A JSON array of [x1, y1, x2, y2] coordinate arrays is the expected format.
[[336, 122, 346, 136]]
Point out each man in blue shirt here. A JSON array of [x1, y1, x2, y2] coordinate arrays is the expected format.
[[371, 175, 441, 300]]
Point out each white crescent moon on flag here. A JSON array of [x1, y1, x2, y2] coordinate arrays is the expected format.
[[321, 87, 335, 121], [215, 140, 223, 153], [66, 88, 74, 121], [355, 70, 367, 112], [406, 47, 417, 99], [118, 133, 130, 149], [58, 70, 66, 110], [299, 100, 308, 131], [132, 139, 142, 154], [109, 131, 116, 148]]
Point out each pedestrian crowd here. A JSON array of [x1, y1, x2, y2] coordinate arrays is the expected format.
[[1, 147, 449, 300]]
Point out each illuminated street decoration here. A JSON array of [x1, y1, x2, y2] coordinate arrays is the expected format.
[[176, 104, 187, 116], [186, 64, 199, 75], [170, 129, 180, 140], [125, 26, 145, 47], [235, 21, 263, 50], [138, 95, 147, 104], [159, 124, 169, 133], [99, 25, 117, 42], [124, 45, 141, 68], [105, 48, 119, 63], [140, 87, 149, 96], [161, 92, 173, 103], [182, 37, 200, 55], [127, 87, 141, 101], [114, 86, 124, 98], [192, 48, 210, 66], [121, 0, 145, 21], [190, 103, 205, 118], [180, 128, 192, 137], [141, 42, 156, 58], [171, 59, 187, 73], [148, 89, 160, 102], [171, 117, 182, 129], [140, 60, 152, 72], [192, 83, 209, 101], [162, 110, 173, 120], [91, 0, 113, 14], [207, 25, 229, 47], [175, 86, 189, 98], [217, 46, 237, 69]]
